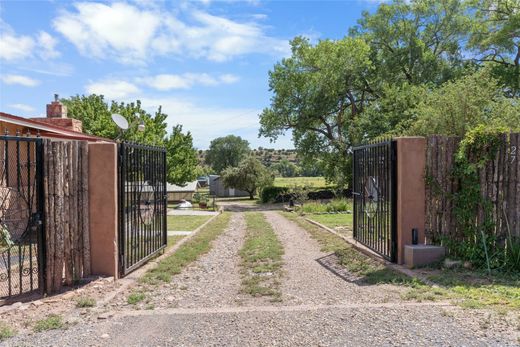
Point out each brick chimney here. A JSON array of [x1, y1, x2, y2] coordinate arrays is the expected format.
[[46, 93, 67, 118], [31, 94, 83, 132]]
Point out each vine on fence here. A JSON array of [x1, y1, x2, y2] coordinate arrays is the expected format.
[[431, 125, 519, 272]]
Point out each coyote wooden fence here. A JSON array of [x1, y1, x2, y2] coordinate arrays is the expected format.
[[425, 133, 520, 244], [43, 140, 90, 292]]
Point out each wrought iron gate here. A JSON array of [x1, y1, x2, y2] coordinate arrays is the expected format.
[[118, 142, 167, 276], [352, 139, 397, 262], [0, 136, 45, 300]]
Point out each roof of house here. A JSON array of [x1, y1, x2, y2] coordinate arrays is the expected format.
[[0, 112, 112, 142], [167, 180, 200, 192]]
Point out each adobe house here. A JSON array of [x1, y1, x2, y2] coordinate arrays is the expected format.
[[0, 94, 105, 141]]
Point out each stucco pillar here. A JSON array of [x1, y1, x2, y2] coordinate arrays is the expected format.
[[396, 137, 426, 264], [88, 142, 119, 278]]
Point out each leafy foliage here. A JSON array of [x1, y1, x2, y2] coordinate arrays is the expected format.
[[221, 157, 274, 199], [63, 94, 199, 185], [407, 70, 520, 136], [259, 0, 519, 187], [468, 0, 520, 96], [205, 135, 250, 174], [272, 159, 300, 177], [165, 125, 200, 185], [259, 36, 373, 186], [430, 125, 520, 272]]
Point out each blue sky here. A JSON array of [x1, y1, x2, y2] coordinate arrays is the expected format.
[[0, 0, 380, 149]]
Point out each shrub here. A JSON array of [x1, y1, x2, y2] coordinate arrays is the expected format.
[[260, 186, 289, 203]]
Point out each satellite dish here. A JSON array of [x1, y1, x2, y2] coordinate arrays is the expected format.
[[111, 113, 129, 130]]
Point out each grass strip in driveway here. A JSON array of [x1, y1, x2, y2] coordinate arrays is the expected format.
[[141, 212, 231, 285], [167, 215, 213, 231], [240, 212, 284, 300]]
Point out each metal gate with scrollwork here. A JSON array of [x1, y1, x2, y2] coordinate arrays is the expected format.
[[118, 142, 167, 276], [352, 139, 397, 262], [0, 136, 45, 300]]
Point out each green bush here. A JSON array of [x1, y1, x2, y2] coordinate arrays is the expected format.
[[260, 186, 289, 203], [302, 198, 353, 213]]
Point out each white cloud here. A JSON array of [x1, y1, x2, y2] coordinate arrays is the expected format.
[[37, 31, 60, 59], [0, 20, 60, 61], [85, 80, 140, 99], [138, 73, 239, 90], [0, 32, 34, 61], [1, 74, 40, 87], [9, 103, 35, 113], [54, 2, 160, 64], [219, 73, 239, 84], [52, 2, 289, 65]]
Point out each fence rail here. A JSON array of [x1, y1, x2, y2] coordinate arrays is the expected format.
[[425, 133, 520, 245]]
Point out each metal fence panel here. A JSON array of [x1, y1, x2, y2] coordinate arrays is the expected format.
[[0, 136, 45, 300], [118, 142, 167, 276], [352, 140, 397, 262]]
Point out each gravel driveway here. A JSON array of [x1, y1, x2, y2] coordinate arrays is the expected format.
[[3, 210, 518, 346]]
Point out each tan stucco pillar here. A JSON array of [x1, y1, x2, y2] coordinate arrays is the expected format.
[[396, 137, 426, 264], [88, 142, 119, 278]]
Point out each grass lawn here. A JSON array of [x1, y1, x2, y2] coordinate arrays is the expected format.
[[240, 212, 284, 300], [167, 215, 212, 231], [307, 213, 353, 229], [167, 235, 185, 248], [141, 212, 231, 284], [282, 212, 520, 310], [274, 176, 331, 188]]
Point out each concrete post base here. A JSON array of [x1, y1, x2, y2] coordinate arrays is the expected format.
[[404, 245, 445, 269]]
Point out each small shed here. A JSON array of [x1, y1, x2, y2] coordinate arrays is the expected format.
[[209, 175, 249, 198], [167, 181, 200, 202]]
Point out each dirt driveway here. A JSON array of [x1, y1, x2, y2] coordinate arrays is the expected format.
[[3, 207, 518, 346]]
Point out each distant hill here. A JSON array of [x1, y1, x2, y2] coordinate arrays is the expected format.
[[197, 148, 299, 167]]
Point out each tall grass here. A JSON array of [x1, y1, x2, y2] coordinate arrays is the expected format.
[[301, 198, 353, 214]]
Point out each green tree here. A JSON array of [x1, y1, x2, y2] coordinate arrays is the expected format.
[[351, 0, 470, 86], [165, 125, 200, 185], [273, 159, 300, 177], [205, 135, 250, 174], [221, 157, 274, 200], [468, 0, 520, 96], [259, 36, 374, 186], [407, 69, 520, 136], [63, 94, 199, 185], [63, 94, 167, 145]]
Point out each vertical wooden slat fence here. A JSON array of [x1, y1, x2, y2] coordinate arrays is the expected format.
[[43, 140, 90, 293], [425, 133, 520, 246]]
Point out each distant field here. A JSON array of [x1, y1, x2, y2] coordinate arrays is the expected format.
[[273, 176, 331, 188]]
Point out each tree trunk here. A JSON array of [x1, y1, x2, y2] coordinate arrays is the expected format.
[[249, 192, 254, 200]]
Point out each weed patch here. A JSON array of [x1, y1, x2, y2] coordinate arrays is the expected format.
[[75, 296, 96, 308], [127, 291, 146, 305], [33, 314, 64, 332], [0, 322, 15, 341]]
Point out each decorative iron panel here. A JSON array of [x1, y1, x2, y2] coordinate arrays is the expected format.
[[0, 135, 45, 300], [118, 142, 167, 276], [352, 140, 397, 262]]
